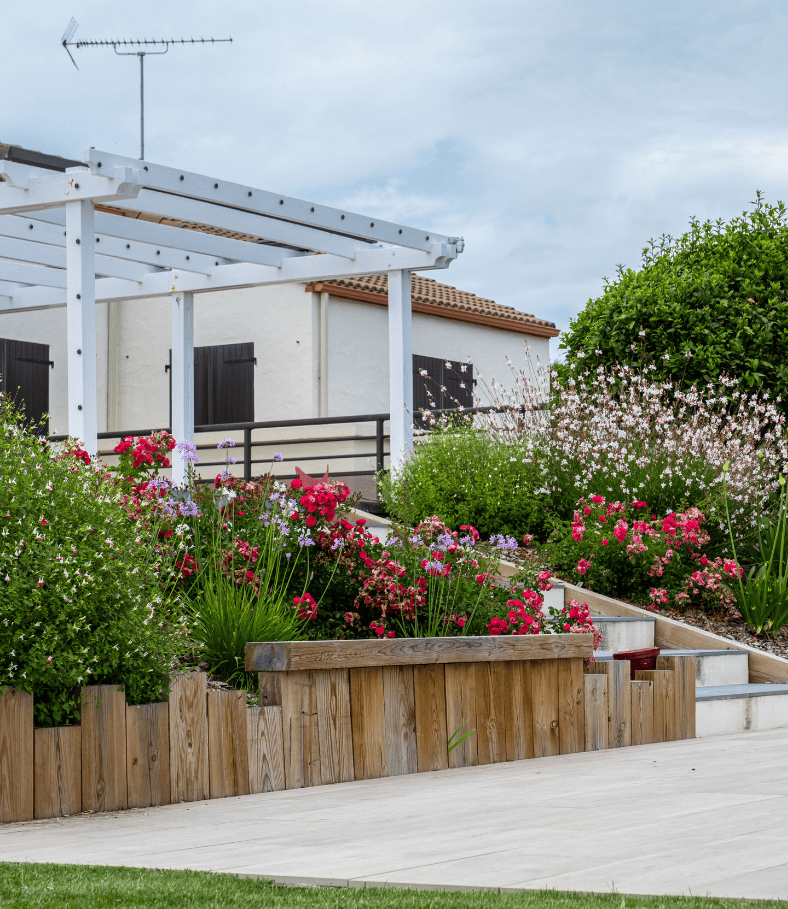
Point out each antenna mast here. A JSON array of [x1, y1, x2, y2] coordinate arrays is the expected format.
[[61, 19, 232, 159]]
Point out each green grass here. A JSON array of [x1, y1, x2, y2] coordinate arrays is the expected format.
[[0, 864, 785, 909]]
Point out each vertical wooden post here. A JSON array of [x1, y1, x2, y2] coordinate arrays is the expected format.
[[349, 667, 387, 780], [126, 703, 170, 809], [558, 658, 585, 754], [80, 685, 127, 813], [34, 726, 81, 819], [474, 662, 508, 765], [280, 670, 321, 789], [413, 664, 448, 773], [382, 665, 417, 776], [658, 655, 696, 740], [635, 669, 673, 743], [531, 659, 560, 757], [247, 706, 285, 793], [583, 673, 608, 751], [445, 663, 477, 769], [630, 680, 654, 746], [169, 672, 209, 803], [506, 661, 534, 761], [207, 690, 250, 799], [315, 669, 354, 785], [0, 688, 33, 822]]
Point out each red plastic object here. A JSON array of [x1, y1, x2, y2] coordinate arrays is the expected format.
[[613, 647, 660, 680]]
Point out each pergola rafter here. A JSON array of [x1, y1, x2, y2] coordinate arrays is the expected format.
[[0, 148, 463, 479]]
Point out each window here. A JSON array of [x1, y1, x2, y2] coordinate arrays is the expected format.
[[168, 342, 255, 426], [412, 354, 473, 426], [0, 337, 52, 430]]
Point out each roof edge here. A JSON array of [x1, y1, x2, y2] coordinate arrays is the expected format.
[[306, 281, 560, 339]]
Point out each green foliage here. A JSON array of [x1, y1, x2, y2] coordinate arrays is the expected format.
[[556, 193, 788, 404], [0, 400, 180, 727], [379, 423, 548, 539]]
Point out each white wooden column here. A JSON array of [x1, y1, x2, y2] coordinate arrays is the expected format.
[[65, 200, 97, 455], [388, 269, 413, 470], [170, 291, 194, 486]]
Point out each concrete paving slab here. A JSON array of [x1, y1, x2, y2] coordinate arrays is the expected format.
[[1, 729, 788, 900]]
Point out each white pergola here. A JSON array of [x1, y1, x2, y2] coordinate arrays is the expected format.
[[0, 149, 463, 482]]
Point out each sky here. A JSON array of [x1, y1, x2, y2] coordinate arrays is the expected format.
[[4, 0, 788, 362]]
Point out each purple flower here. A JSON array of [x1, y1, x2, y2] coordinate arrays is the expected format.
[[178, 499, 200, 517], [176, 441, 199, 463], [217, 438, 236, 449], [273, 452, 284, 462], [490, 533, 518, 551]]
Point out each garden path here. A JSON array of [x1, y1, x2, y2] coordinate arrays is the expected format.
[[1, 728, 787, 900]]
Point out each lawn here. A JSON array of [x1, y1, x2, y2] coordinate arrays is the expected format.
[[0, 864, 784, 909]]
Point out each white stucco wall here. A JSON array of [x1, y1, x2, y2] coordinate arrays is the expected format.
[[0, 282, 550, 436], [324, 295, 549, 416]]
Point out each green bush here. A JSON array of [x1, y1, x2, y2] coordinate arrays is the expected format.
[[556, 193, 788, 406], [0, 400, 180, 726], [379, 423, 548, 539]]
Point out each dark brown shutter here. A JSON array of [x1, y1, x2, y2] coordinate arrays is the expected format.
[[0, 338, 51, 431], [169, 342, 255, 427], [444, 359, 473, 410], [412, 354, 444, 427]]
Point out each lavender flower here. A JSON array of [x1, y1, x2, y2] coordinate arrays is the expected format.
[[176, 441, 199, 463], [273, 452, 284, 462], [178, 499, 200, 517], [331, 538, 343, 551], [490, 533, 518, 551], [436, 533, 454, 550], [298, 534, 315, 547], [217, 438, 236, 449]]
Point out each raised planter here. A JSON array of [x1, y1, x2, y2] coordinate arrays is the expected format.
[[0, 636, 696, 824]]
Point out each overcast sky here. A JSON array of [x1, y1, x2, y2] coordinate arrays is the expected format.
[[4, 0, 788, 362]]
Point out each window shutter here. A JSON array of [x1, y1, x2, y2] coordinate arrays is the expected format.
[[0, 338, 51, 431], [444, 359, 473, 410], [169, 342, 255, 427], [412, 354, 444, 427]]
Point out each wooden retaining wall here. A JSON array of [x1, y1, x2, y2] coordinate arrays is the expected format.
[[0, 637, 696, 824]]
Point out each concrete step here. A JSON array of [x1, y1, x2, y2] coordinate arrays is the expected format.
[[594, 648, 749, 688], [696, 684, 788, 736], [588, 615, 655, 651]]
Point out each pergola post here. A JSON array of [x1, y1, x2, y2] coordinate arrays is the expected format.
[[65, 199, 97, 455], [170, 291, 194, 486], [388, 269, 413, 471]]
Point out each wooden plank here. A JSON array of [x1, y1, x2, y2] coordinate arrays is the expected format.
[[560, 580, 788, 685], [207, 690, 250, 799], [315, 669, 354, 785], [630, 680, 654, 746], [558, 658, 585, 755], [126, 703, 170, 809], [258, 672, 282, 707], [34, 726, 81, 819], [413, 664, 448, 773], [445, 663, 477, 769], [474, 662, 507, 765], [382, 665, 417, 777], [279, 671, 321, 789], [247, 634, 594, 672], [0, 689, 33, 822], [247, 706, 285, 793], [658, 655, 696, 740], [635, 670, 673, 743], [531, 659, 560, 758], [168, 672, 209, 803], [583, 674, 608, 751], [80, 685, 127, 813], [349, 667, 387, 780], [505, 661, 534, 762]]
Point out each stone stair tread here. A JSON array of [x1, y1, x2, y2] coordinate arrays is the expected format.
[[594, 648, 746, 659], [589, 615, 654, 622], [696, 684, 788, 701]]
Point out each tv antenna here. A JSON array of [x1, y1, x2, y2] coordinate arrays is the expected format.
[[61, 19, 232, 159]]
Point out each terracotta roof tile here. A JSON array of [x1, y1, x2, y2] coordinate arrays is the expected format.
[[321, 274, 558, 335]]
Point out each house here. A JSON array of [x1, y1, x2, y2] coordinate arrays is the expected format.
[[0, 141, 558, 488]]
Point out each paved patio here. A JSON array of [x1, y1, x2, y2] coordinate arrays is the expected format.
[[1, 728, 787, 901]]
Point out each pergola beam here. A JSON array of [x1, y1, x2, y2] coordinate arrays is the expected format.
[[0, 165, 140, 215]]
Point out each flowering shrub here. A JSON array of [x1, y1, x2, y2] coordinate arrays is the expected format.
[[0, 402, 181, 726], [113, 431, 176, 485], [548, 494, 740, 612]]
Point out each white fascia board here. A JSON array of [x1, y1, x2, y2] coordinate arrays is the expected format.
[[25, 208, 294, 269], [0, 280, 23, 295], [113, 190, 362, 259], [0, 234, 158, 283], [0, 261, 67, 288], [0, 166, 141, 215], [4, 242, 458, 310], [85, 149, 453, 253], [0, 215, 216, 276]]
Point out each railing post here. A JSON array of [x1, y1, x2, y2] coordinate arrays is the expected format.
[[376, 417, 385, 475], [244, 427, 252, 482]]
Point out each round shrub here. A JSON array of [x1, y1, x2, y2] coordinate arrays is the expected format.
[[556, 193, 788, 407], [0, 400, 180, 726], [380, 422, 548, 539]]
